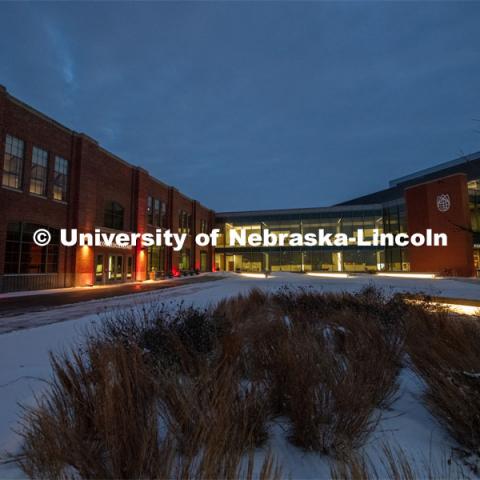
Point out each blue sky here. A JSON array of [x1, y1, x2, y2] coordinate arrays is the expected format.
[[1, 2, 479, 211]]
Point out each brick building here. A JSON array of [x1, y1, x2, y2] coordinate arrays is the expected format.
[[0, 85, 214, 292], [1, 85, 480, 292]]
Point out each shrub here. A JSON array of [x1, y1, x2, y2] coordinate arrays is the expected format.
[[15, 286, 415, 476], [15, 340, 277, 479], [157, 358, 270, 457], [330, 443, 465, 480], [220, 287, 405, 455], [16, 342, 167, 479], [96, 302, 229, 374], [406, 304, 480, 456]]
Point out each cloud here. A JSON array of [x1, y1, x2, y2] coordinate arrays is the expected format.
[[1, 2, 480, 211], [44, 20, 76, 89]]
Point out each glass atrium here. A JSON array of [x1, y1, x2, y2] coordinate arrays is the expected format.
[[215, 204, 409, 273]]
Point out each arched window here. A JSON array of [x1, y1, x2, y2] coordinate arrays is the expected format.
[[104, 201, 124, 230]]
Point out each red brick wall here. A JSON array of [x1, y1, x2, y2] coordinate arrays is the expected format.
[[0, 86, 215, 290], [405, 173, 474, 276], [0, 89, 74, 284]]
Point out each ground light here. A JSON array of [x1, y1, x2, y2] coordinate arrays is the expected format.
[[406, 299, 480, 316], [306, 272, 350, 278], [377, 272, 437, 279], [240, 273, 275, 279], [439, 303, 480, 316]]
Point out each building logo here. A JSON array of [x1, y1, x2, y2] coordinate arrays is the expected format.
[[436, 193, 451, 213]]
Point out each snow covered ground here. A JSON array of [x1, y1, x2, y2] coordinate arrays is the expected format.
[[0, 272, 478, 478]]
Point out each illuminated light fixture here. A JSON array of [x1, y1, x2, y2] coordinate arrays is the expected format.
[[240, 273, 274, 279], [307, 272, 350, 278], [377, 273, 436, 279], [407, 299, 480, 316], [437, 303, 479, 316]]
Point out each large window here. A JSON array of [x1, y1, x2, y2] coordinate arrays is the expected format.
[[53, 156, 68, 202], [2, 134, 24, 190], [159, 201, 167, 227], [153, 198, 160, 226], [30, 147, 48, 196], [147, 196, 154, 225], [104, 201, 124, 230], [4, 223, 59, 274], [148, 196, 167, 227], [179, 210, 191, 234], [154, 199, 167, 227], [147, 246, 165, 275], [179, 248, 191, 270], [469, 180, 480, 232], [200, 251, 208, 272]]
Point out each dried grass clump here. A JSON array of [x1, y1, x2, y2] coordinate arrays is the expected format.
[[15, 286, 413, 477], [330, 443, 466, 480], [16, 342, 168, 479], [97, 302, 229, 374], [406, 304, 480, 456], [15, 340, 278, 480], [215, 287, 405, 455], [158, 359, 270, 458]]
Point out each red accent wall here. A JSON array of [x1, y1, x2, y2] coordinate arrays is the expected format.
[[405, 173, 474, 276]]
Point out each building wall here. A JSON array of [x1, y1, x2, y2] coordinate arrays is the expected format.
[[74, 140, 138, 286], [405, 173, 474, 276], [2, 85, 478, 286], [0, 87, 75, 290], [0, 86, 214, 291]]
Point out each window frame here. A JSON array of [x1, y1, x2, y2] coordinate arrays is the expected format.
[[104, 201, 125, 230], [29, 146, 49, 196], [53, 156, 69, 202], [154, 198, 161, 227], [2, 134, 25, 190], [147, 196, 154, 225]]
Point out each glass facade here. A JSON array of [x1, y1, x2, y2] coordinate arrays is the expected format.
[[468, 180, 480, 233], [382, 202, 409, 272], [215, 205, 408, 273], [468, 180, 480, 274]]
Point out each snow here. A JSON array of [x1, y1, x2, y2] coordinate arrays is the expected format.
[[0, 272, 478, 478]]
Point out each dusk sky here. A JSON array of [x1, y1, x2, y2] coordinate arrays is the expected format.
[[1, 2, 479, 212]]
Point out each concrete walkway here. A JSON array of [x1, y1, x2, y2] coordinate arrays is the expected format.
[[0, 274, 225, 319]]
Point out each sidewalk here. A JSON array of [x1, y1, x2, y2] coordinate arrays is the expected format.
[[0, 274, 225, 318]]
